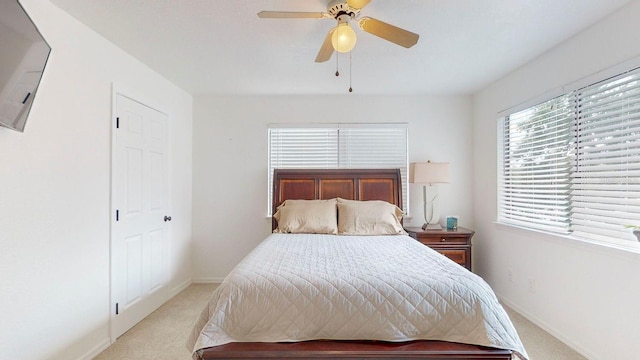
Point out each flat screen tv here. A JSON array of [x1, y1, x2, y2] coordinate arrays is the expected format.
[[0, 0, 50, 132]]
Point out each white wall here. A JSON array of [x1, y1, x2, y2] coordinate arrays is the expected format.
[[192, 95, 473, 280], [472, 2, 640, 359], [0, 1, 193, 359]]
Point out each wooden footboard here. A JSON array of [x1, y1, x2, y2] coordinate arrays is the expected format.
[[197, 340, 512, 359]]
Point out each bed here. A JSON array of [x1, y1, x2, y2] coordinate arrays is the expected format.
[[188, 169, 528, 359]]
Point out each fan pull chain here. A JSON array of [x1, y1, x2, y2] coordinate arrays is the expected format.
[[335, 22, 340, 77], [348, 51, 353, 93]]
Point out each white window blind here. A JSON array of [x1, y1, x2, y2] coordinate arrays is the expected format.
[[338, 124, 408, 211], [571, 69, 640, 244], [268, 123, 408, 215], [268, 126, 339, 169], [498, 95, 574, 233], [499, 66, 640, 248]]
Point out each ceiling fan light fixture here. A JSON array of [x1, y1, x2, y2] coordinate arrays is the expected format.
[[331, 22, 357, 53]]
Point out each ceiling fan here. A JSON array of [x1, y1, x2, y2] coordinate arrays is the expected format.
[[258, 0, 420, 63]]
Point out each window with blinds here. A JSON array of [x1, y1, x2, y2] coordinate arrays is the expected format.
[[498, 67, 640, 249], [572, 70, 640, 245], [268, 123, 408, 215], [498, 95, 574, 233]]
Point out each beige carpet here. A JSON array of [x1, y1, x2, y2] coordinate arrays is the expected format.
[[95, 284, 587, 360], [95, 284, 213, 360]]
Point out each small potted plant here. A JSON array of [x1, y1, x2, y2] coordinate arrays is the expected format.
[[625, 225, 640, 242]]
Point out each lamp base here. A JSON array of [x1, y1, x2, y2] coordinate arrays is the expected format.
[[422, 223, 442, 231]]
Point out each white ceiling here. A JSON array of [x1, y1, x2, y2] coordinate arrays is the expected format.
[[50, 0, 631, 96]]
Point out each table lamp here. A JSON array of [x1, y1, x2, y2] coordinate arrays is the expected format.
[[410, 161, 450, 230]]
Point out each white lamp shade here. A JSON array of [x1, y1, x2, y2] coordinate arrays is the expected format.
[[410, 162, 450, 184], [331, 23, 357, 53]]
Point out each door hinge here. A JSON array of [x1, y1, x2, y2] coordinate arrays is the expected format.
[[116, 210, 119, 221], [116, 303, 119, 315], [116, 117, 120, 129]]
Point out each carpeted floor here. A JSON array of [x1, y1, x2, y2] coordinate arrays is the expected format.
[[95, 284, 213, 360], [95, 284, 587, 360]]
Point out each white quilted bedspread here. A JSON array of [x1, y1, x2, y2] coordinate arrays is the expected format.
[[188, 234, 528, 359]]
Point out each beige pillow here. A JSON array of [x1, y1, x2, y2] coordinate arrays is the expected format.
[[276, 198, 336, 210], [337, 198, 406, 235], [273, 200, 338, 234]]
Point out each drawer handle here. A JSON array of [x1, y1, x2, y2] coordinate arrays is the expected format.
[[441, 238, 446, 242]]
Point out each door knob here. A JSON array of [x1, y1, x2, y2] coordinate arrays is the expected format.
[[164, 216, 172, 222]]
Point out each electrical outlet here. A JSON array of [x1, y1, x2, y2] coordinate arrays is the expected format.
[[507, 269, 513, 283], [528, 278, 536, 294]]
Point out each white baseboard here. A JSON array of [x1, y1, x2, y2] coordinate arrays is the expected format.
[[192, 277, 224, 284], [169, 278, 192, 298], [497, 294, 598, 360], [77, 337, 110, 360]]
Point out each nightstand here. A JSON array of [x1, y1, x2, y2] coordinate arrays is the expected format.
[[404, 226, 474, 271]]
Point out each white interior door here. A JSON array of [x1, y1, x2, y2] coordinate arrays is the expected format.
[[111, 93, 170, 339]]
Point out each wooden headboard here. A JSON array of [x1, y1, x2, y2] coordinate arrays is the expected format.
[[272, 169, 402, 230]]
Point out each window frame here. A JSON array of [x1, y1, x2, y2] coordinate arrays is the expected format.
[[267, 123, 409, 216], [497, 66, 640, 251]]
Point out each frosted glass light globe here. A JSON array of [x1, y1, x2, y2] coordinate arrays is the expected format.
[[331, 23, 357, 53]]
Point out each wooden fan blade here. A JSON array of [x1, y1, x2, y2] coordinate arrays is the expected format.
[[358, 17, 419, 48], [347, 0, 371, 10], [258, 11, 325, 19], [315, 28, 336, 63]]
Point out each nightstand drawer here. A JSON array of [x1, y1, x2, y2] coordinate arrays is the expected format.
[[415, 234, 468, 245], [437, 249, 468, 266], [404, 226, 474, 272]]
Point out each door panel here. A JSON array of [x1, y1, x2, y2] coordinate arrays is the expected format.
[[112, 93, 169, 339], [150, 152, 164, 210], [150, 229, 164, 290], [126, 148, 143, 214], [125, 234, 143, 304]]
